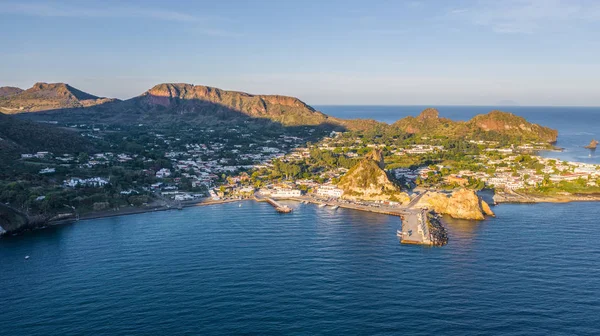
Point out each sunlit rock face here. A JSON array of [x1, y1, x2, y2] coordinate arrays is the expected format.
[[414, 188, 495, 220], [338, 149, 410, 204]]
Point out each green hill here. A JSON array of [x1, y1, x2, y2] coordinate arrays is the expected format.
[[393, 108, 557, 143], [0, 112, 92, 164]]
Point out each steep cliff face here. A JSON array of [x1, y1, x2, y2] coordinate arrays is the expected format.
[[414, 189, 495, 220], [0, 82, 116, 113], [337, 149, 410, 203], [133, 83, 330, 126]]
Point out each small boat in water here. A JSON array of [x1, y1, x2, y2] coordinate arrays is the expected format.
[[25, 256, 30, 260], [318, 203, 327, 208], [331, 205, 339, 210]]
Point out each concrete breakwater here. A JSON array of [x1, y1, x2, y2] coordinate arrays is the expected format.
[[254, 196, 293, 213], [427, 212, 448, 246], [4, 194, 447, 247], [273, 195, 448, 246], [397, 210, 447, 246]]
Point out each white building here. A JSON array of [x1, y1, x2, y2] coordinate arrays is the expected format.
[[239, 186, 255, 194], [271, 188, 302, 198], [156, 168, 172, 178], [64, 177, 109, 188], [39, 167, 56, 174], [316, 184, 344, 198]]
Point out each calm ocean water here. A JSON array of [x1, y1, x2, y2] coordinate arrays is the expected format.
[[2, 106, 600, 335], [2, 202, 600, 335]]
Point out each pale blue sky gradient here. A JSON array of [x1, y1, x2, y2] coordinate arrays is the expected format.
[[1, 0, 599, 105]]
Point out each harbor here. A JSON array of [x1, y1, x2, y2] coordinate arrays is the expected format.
[[264, 194, 448, 246], [254, 195, 293, 213]]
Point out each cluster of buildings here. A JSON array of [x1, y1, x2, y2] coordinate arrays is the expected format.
[[257, 183, 345, 199], [395, 145, 445, 155], [402, 153, 600, 191], [64, 177, 109, 188]]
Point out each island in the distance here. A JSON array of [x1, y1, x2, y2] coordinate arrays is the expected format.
[[2, 82, 598, 246]]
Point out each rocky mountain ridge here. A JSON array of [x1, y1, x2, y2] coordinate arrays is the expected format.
[[1, 82, 558, 143], [0, 82, 116, 114], [129, 83, 332, 126], [0, 86, 23, 97]]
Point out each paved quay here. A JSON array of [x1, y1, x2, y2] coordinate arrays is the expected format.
[[272, 194, 435, 246]]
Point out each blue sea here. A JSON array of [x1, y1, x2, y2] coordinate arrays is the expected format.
[[2, 106, 600, 335]]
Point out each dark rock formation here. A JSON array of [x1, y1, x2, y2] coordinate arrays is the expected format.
[[427, 212, 448, 246], [585, 139, 598, 149], [0, 203, 30, 235]]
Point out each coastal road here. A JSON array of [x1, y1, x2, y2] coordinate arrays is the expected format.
[[406, 191, 428, 209]]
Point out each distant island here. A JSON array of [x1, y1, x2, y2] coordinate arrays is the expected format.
[[1, 82, 599, 246]]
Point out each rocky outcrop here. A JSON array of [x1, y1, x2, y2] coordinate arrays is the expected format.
[[427, 212, 448, 246], [338, 149, 410, 203], [0, 82, 116, 114], [585, 139, 598, 149], [0, 203, 30, 234], [414, 189, 495, 220]]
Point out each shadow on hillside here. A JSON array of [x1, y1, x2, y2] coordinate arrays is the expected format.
[[16, 95, 347, 132], [13, 95, 350, 160]]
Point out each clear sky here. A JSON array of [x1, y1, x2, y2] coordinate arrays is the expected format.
[[1, 0, 599, 106]]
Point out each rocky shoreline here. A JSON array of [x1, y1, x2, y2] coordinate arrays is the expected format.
[[427, 212, 448, 246], [0, 197, 248, 236]]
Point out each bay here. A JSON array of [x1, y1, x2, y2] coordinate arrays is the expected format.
[[2, 201, 600, 335], [2, 106, 600, 335]]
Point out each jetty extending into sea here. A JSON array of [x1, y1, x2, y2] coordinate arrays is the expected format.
[[191, 194, 447, 246], [267, 195, 448, 246], [254, 195, 293, 213]]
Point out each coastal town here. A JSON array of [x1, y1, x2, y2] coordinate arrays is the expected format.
[[5, 118, 600, 245], [2, 82, 599, 244]]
